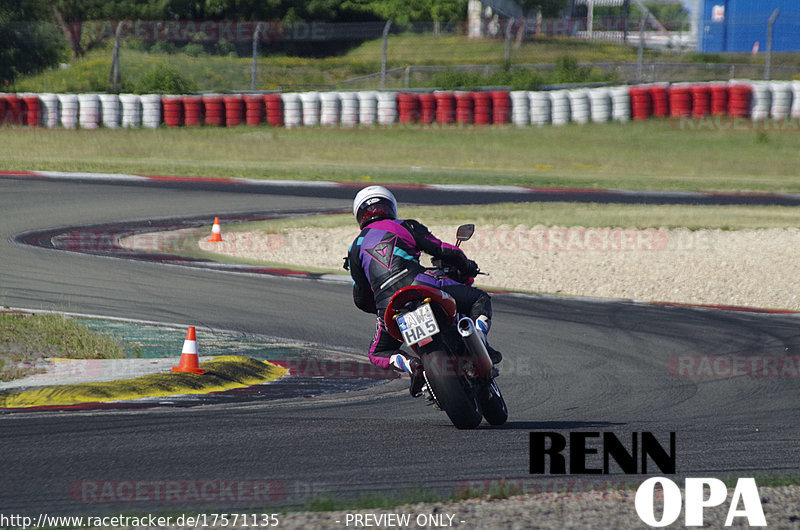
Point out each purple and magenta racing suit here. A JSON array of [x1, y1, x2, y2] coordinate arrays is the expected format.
[[346, 218, 492, 370]]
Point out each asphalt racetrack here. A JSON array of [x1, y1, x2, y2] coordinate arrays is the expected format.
[[1, 176, 799, 518]]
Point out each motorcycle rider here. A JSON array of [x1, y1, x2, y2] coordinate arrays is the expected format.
[[344, 185, 502, 396]]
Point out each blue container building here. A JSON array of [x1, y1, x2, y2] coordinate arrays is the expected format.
[[697, 0, 800, 53]]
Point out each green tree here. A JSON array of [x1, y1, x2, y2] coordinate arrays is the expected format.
[[48, 0, 382, 59], [48, 0, 171, 58], [0, 0, 66, 85], [344, 0, 467, 25], [163, 0, 360, 22], [594, 1, 689, 32], [641, 2, 689, 31]]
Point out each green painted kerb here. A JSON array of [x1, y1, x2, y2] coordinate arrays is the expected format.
[[0, 355, 288, 409]]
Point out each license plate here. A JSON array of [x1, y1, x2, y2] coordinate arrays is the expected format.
[[397, 304, 440, 346]]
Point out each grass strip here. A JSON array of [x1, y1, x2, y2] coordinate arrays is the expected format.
[[0, 312, 124, 382], [0, 355, 287, 409], [8, 37, 658, 93], [4, 121, 800, 193], [305, 488, 444, 512]]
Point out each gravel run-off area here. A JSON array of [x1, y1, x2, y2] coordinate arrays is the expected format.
[[187, 224, 800, 311]]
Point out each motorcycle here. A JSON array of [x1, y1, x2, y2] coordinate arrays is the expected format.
[[382, 224, 508, 429]]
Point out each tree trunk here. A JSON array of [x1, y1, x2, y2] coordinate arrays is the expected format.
[[50, 2, 85, 58]]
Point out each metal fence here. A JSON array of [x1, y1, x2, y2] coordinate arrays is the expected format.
[[277, 62, 800, 91]]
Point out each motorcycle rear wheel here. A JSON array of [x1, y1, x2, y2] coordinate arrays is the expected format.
[[479, 379, 508, 426], [423, 350, 482, 430]]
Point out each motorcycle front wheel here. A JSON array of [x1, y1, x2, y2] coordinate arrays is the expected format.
[[423, 349, 482, 430]]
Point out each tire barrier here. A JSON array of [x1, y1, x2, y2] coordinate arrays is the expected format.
[[588, 88, 611, 124], [434, 91, 455, 125], [119, 94, 142, 128], [710, 83, 729, 116], [21, 94, 41, 127], [183, 95, 203, 126], [299, 91, 320, 127], [339, 92, 359, 127], [728, 83, 752, 118], [376, 91, 397, 126], [162, 95, 184, 128], [649, 84, 670, 118], [39, 93, 59, 128], [0, 94, 24, 125], [455, 91, 474, 124], [691, 84, 711, 117], [669, 83, 692, 118], [357, 91, 377, 126], [223, 94, 244, 127], [244, 94, 265, 126], [791, 81, 800, 119], [550, 90, 571, 126], [510, 91, 530, 127], [78, 94, 101, 130], [769, 81, 793, 121], [202, 94, 224, 127], [140, 94, 161, 129], [568, 89, 591, 125], [630, 85, 652, 121], [397, 92, 419, 124], [490, 91, 510, 125], [2, 82, 791, 131], [264, 93, 284, 127], [529, 91, 551, 127], [58, 94, 79, 129], [610, 86, 631, 122], [281, 93, 302, 128], [418, 93, 436, 124], [0, 96, 7, 125], [319, 92, 340, 127], [750, 82, 772, 121], [473, 91, 492, 126], [99, 94, 121, 129]]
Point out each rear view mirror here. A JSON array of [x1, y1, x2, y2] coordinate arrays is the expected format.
[[456, 224, 475, 242]]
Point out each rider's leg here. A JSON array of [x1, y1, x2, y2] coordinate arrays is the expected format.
[[440, 284, 502, 364], [369, 317, 425, 397], [409, 274, 502, 364]]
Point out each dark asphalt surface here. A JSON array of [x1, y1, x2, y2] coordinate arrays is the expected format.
[[1, 178, 799, 517]]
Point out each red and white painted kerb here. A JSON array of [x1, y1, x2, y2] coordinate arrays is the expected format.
[[6, 169, 800, 207]]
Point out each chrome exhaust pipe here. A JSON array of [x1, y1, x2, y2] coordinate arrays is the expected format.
[[457, 317, 494, 377]]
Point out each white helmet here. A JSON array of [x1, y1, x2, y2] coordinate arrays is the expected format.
[[353, 186, 398, 228]]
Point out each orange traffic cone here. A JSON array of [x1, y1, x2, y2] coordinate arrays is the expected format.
[[208, 217, 223, 242], [172, 326, 206, 374]]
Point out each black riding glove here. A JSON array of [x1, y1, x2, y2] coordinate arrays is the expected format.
[[461, 259, 480, 278]]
